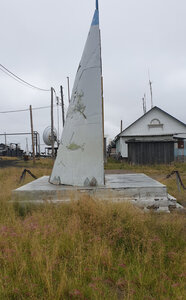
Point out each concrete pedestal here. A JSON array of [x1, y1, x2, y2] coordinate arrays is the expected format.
[[12, 174, 182, 212]]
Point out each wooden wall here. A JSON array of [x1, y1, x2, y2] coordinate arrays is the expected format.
[[128, 141, 174, 164]]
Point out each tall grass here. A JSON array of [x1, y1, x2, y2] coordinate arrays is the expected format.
[[0, 159, 185, 299]]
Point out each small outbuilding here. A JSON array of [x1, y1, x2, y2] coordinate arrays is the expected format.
[[115, 106, 186, 164]]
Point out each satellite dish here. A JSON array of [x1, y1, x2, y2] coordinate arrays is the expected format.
[[43, 126, 57, 146]]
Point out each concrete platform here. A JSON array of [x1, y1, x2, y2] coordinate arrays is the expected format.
[[12, 174, 181, 212]]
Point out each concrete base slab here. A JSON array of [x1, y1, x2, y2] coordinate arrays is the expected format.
[[12, 174, 182, 212]]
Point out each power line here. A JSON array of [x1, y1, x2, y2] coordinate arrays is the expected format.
[[0, 67, 31, 89], [0, 108, 28, 114], [0, 63, 51, 92], [0, 104, 57, 114], [33, 105, 57, 111]]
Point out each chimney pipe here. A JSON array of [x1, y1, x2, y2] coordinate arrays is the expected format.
[[120, 120, 123, 133]]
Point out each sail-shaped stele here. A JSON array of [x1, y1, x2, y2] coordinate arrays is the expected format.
[[49, 1, 104, 186]]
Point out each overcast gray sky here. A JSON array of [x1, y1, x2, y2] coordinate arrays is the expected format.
[[0, 0, 186, 151]]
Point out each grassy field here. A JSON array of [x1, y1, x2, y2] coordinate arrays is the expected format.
[[0, 157, 185, 299]]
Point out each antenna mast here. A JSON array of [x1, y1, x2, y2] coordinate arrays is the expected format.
[[142, 93, 147, 114], [148, 71, 153, 108]]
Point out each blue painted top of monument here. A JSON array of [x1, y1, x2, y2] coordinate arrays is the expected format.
[[91, 10, 99, 26], [91, 0, 99, 26]]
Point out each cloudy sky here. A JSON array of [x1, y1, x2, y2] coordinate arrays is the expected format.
[[0, 0, 186, 151]]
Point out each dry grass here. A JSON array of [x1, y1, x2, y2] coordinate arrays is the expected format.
[[0, 158, 185, 299]]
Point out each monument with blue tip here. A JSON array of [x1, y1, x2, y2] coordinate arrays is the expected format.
[[12, 1, 182, 212]]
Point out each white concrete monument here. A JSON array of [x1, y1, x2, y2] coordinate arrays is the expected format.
[[50, 0, 104, 186]]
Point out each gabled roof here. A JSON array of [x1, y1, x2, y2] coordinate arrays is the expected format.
[[118, 106, 186, 138]]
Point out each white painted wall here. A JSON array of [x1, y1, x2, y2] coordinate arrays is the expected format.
[[116, 137, 128, 157]]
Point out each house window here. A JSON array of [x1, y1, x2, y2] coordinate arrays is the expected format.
[[148, 118, 163, 128], [178, 141, 184, 149]]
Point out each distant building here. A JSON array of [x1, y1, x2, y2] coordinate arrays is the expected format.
[[0, 143, 23, 157], [115, 106, 186, 164], [0, 144, 8, 156]]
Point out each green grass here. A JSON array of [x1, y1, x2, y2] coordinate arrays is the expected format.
[[0, 158, 185, 299], [105, 157, 186, 173]]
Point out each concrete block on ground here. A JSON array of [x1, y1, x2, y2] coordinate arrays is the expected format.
[[12, 174, 183, 212]]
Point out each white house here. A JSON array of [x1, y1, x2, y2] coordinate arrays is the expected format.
[[115, 106, 186, 164]]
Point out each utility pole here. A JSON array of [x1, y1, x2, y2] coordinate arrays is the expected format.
[[29, 105, 36, 164], [101, 76, 106, 179], [67, 76, 70, 103], [35, 132, 38, 156], [26, 138, 29, 154], [4, 132, 7, 145], [60, 85, 65, 127], [38, 132, 41, 156], [56, 96, 60, 145], [51, 87, 55, 158]]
